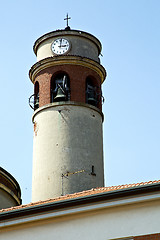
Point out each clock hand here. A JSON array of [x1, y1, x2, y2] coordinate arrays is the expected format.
[[59, 38, 62, 48], [58, 45, 67, 48]]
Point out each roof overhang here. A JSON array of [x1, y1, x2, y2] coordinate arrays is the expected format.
[[0, 182, 160, 228]]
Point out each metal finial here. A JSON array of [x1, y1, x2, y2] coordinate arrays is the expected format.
[[64, 13, 71, 29]]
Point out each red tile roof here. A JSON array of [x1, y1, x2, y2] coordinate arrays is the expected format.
[[1, 180, 160, 213]]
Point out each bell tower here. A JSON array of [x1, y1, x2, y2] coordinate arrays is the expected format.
[[29, 19, 106, 202]]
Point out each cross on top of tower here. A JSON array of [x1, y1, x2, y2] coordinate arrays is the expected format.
[[64, 13, 71, 30]]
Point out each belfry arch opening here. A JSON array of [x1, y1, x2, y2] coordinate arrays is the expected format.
[[51, 73, 70, 103], [34, 81, 39, 110], [86, 77, 99, 107]]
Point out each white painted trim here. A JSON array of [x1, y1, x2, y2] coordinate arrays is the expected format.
[[1, 192, 160, 228]]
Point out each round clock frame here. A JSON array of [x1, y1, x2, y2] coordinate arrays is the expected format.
[[51, 38, 71, 55]]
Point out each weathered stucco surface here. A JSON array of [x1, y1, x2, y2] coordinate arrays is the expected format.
[[32, 102, 104, 202]]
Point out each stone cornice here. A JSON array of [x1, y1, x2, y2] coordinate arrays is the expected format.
[[29, 56, 107, 84], [32, 101, 104, 123]]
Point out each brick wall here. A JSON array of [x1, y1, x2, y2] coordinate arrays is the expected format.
[[34, 64, 102, 110]]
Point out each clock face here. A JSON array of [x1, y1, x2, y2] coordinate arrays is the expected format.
[[51, 38, 70, 55]]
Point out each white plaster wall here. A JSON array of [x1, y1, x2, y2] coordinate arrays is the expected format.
[[0, 199, 160, 240], [32, 103, 104, 202], [36, 35, 99, 62]]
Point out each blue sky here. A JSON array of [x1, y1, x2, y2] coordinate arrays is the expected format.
[[0, 0, 160, 204]]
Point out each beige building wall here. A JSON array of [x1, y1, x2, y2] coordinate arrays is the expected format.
[[0, 196, 160, 240]]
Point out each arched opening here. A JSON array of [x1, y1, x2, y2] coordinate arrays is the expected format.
[[51, 73, 70, 103], [86, 77, 98, 107], [34, 81, 39, 110]]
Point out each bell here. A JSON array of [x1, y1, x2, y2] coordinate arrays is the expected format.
[[87, 92, 97, 106], [54, 87, 66, 102], [88, 97, 96, 106]]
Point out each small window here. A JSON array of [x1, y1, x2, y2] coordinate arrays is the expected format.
[[51, 73, 70, 102]]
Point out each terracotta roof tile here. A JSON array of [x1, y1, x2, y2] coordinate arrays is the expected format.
[[1, 179, 160, 213]]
